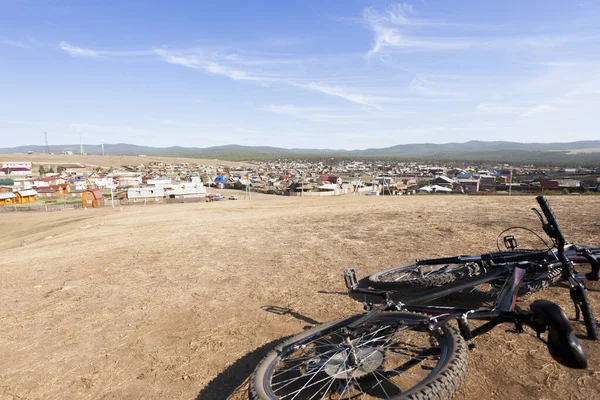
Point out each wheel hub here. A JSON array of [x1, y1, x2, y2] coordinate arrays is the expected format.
[[322, 348, 384, 379]]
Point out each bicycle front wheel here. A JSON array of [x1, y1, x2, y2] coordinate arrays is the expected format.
[[250, 312, 468, 400]]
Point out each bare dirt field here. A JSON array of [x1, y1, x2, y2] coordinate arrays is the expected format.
[[1, 195, 599, 400], [0, 153, 244, 168]]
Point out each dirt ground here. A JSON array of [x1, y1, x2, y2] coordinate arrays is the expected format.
[[1, 195, 599, 400], [0, 153, 244, 169]]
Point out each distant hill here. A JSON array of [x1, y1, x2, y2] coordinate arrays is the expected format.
[[1, 140, 600, 165]]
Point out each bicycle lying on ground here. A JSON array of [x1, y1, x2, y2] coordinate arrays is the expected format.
[[249, 196, 598, 400]]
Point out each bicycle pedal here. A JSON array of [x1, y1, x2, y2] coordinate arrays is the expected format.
[[344, 268, 359, 291]]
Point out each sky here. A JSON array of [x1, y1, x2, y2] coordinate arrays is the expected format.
[[1, 0, 600, 150]]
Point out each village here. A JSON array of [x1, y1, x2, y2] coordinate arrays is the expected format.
[[1, 158, 599, 209]]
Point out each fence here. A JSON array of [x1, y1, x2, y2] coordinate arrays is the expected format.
[[0, 203, 83, 212]]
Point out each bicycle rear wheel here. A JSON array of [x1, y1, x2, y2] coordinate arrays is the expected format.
[[369, 250, 545, 290], [368, 262, 481, 289], [250, 312, 468, 400]]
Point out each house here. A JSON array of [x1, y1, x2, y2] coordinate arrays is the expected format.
[[287, 182, 314, 195], [317, 183, 340, 193], [318, 176, 342, 185], [580, 175, 600, 190], [33, 177, 67, 187], [35, 184, 70, 197], [117, 175, 143, 188], [88, 176, 114, 188], [0, 192, 16, 205], [164, 184, 206, 199], [15, 189, 38, 203], [458, 179, 480, 193], [81, 189, 103, 207], [64, 164, 88, 174], [556, 179, 580, 188], [418, 185, 452, 193], [127, 187, 165, 202], [431, 176, 455, 187], [479, 176, 496, 187], [2, 161, 32, 170], [0, 167, 32, 176], [456, 173, 473, 179]]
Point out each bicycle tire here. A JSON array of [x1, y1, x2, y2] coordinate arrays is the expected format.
[[369, 250, 551, 290], [368, 262, 481, 289], [250, 312, 468, 400], [492, 265, 563, 297]]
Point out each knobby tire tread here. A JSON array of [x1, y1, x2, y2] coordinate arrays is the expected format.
[[368, 263, 480, 290]]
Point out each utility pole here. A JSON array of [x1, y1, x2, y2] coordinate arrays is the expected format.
[[101, 141, 105, 156], [509, 169, 513, 196], [247, 173, 251, 200], [44, 132, 50, 154], [79, 132, 84, 155]]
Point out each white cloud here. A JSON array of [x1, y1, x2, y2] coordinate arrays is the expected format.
[[476, 103, 526, 114], [362, 4, 584, 56], [60, 41, 100, 57], [520, 104, 556, 117], [298, 82, 391, 109], [153, 48, 278, 82], [59, 41, 154, 57], [262, 104, 370, 123], [0, 38, 28, 49], [409, 77, 464, 98]]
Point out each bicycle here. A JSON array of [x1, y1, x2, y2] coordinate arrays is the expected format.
[[249, 196, 596, 400], [367, 197, 599, 297]]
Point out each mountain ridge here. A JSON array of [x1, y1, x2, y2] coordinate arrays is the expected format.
[[1, 140, 600, 165]]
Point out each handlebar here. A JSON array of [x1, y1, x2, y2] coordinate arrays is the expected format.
[[535, 196, 566, 250]]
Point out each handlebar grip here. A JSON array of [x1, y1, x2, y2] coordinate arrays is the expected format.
[[536, 195, 559, 229]]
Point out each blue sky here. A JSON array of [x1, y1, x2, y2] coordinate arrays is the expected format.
[[1, 0, 599, 149]]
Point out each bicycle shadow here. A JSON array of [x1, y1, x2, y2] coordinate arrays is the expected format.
[[195, 335, 291, 400], [195, 307, 320, 400], [261, 305, 320, 325]]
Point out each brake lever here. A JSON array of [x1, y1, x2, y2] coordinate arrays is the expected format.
[[531, 207, 545, 226]]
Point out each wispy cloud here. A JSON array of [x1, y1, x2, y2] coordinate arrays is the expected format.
[[476, 103, 526, 114], [520, 104, 556, 117], [262, 104, 370, 123], [409, 77, 464, 98], [0, 38, 29, 49], [362, 3, 584, 56], [60, 41, 100, 57], [297, 82, 392, 109], [60, 41, 153, 57], [58, 41, 400, 108], [476, 103, 557, 117], [153, 48, 277, 82]]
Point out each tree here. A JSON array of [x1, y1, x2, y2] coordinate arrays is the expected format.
[[3, 167, 11, 175], [38, 165, 46, 175], [233, 180, 244, 191], [47, 167, 55, 173], [57, 166, 66, 173]]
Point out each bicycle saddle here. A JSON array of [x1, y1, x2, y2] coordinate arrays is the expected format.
[[530, 300, 587, 369]]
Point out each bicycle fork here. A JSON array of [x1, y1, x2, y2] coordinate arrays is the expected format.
[[567, 275, 598, 339]]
